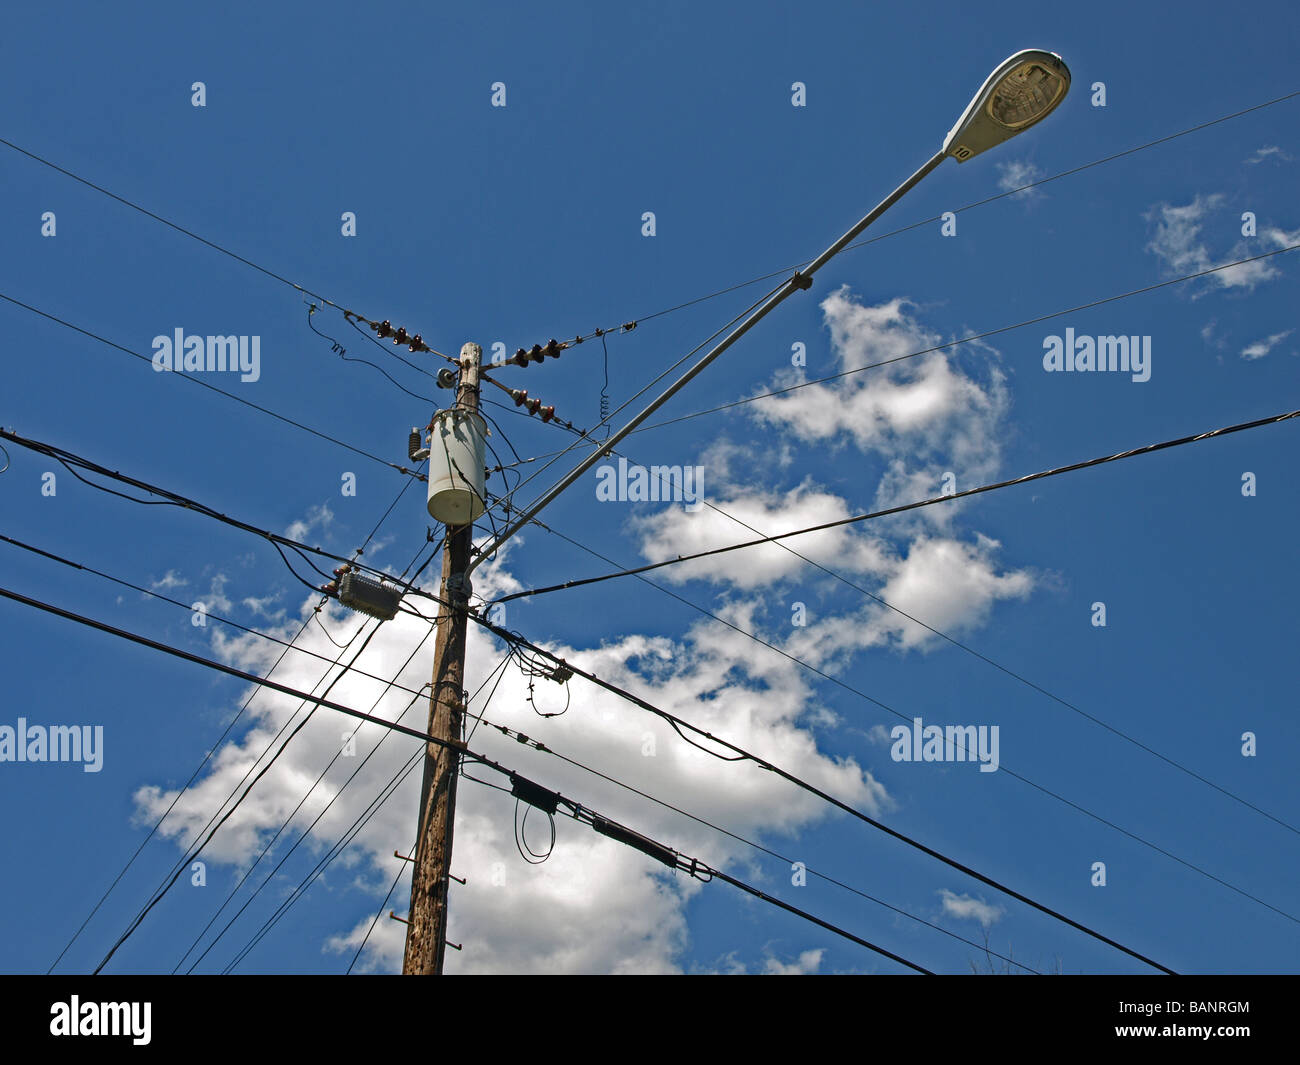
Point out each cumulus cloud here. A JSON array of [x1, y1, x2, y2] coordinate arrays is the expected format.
[[781, 533, 1033, 666], [133, 549, 890, 974], [126, 293, 1041, 975], [747, 290, 1010, 518], [626, 292, 1035, 666], [939, 889, 1004, 927], [630, 482, 893, 589]]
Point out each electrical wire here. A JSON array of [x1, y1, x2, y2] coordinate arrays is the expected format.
[[227, 647, 519, 972], [517, 516, 1298, 934], [7, 583, 949, 976], [38, 474, 420, 973], [174, 629, 435, 974], [0, 290, 425, 481], [631, 244, 1300, 434], [502, 407, 1300, 604], [396, 599, 1177, 971], [0, 428, 428, 597], [538, 88, 1300, 350], [477, 716, 1041, 972], [0, 133, 457, 370], [306, 302, 435, 402], [1, 416, 1221, 968], [452, 772, 936, 974]]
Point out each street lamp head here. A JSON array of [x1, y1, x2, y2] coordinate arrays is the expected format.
[[943, 49, 1070, 163]]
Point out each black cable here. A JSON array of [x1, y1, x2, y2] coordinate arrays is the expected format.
[[0, 586, 531, 972], [460, 774, 935, 975], [231, 749, 426, 973], [527, 515, 1298, 936], [231, 648, 518, 972], [0, 428, 427, 596], [38, 475, 418, 973], [632, 244, 1300, 434], [178, 529, 445, 972], [14, 580, 944, 977], [0, 536, 436, 714], [502, 407, 1300, 603], [0, 434, 1206, 968], [347, 834, 415, 974], [306, 303, 434, 401], [550, 88, 1300, 349], [398, 599, 1177, 971], [175, 628, 434, 974], [480, 716, 1040, 972], [0, 291, 424, 481]]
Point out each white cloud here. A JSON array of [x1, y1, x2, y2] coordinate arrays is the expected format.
[[1245, 145, 1290, 165], [1145, 195, 1283, 293], [133, 551, 891, 974], [784, 534, 1034, 661], [762, 948, 826, 974], [747, 290, 1010, 518], [939, 889, 1004, 927], [1241, 329, 1293, 361], [203, 573, 233, 614], [630, 483, 894, 589], [285, 503, 334, 542], [149, 570, 187, 592], [996, 158, 1044, 199], [241, 594, 284, 618]]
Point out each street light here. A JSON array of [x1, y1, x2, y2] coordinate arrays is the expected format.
[[943, 49, 1071, 162], [466, 49, 1071, 573]]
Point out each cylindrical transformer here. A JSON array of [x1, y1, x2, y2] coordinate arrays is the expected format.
[[426, 408, 487, 525]]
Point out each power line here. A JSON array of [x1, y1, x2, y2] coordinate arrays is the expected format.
[[632, 245, 1300, 433], [473, 240, 1299, 561], [479, 388, 1300, 842], [0, 428, 422, 592], [522, 518, 1297, 933], [0, 134, 456, 369], [173, 632, 435, 974], [476, 716, 1041, 972], [222, 649, 519, 973], [8, 484, 438, 972], [456, 773, 935, 974], [406, 603, 1177, 971], [0, 291, 426, 481], [37, 475, 421, 973], [182, 524, 469, 974], [1, 580, 945, 974], [0, 585, 563, 972], [0, 427, 1201, 966], [499, 408, 1300, 605], [537, 88, 1300, 350], [0, 536, 437, 711], [6, 85, 1295, 389]]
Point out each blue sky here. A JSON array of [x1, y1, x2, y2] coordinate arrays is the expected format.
[[1, 0, 1297, 975]]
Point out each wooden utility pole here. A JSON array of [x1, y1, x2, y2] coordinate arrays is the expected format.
[[403, 342, 480, 974]]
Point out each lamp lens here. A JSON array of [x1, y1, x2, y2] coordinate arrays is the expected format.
[[987, 61, 1066, 129]]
